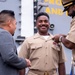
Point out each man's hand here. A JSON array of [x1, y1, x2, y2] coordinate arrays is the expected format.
[[52, 34, 66, 43], [25, 59, 31, 67]]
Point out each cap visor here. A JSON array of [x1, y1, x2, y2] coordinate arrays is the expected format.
[[63, 8, 67, 12]]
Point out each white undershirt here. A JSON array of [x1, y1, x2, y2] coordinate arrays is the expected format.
[[42, 36, 49, 40]]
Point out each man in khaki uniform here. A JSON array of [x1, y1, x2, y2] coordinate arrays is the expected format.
[[19, 12, 66, 75], [53, 0, 75, 61]]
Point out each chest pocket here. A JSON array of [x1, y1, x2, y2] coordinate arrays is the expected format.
[[51, 44, 60, 63], [31, 44, 42, 50], [51, 44, 60, 51], [30, 44, 43, 59]]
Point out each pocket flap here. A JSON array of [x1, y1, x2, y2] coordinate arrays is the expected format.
[[31, 44, 42, 50], [52, 44, 60, 51]]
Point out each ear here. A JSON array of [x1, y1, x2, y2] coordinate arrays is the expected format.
[[49, 22, 50, 28], [6, 20, 11, 27], [74, 5, 75, 9]]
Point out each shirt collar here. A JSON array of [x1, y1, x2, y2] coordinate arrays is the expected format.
[[34, 33, 54, 40]]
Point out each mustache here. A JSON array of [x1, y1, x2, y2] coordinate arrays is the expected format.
[[40, 24, 48, 27]]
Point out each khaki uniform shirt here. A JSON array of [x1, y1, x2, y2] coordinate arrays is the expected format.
[[66, 16, 75, 43], [66, 16, 75, 61], [19, 33, 66, 75]]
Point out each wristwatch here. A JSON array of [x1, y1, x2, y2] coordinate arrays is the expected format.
[[59, 36, 63, 42]]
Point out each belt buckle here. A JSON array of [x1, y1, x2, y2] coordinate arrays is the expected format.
[[44, 71, 49, 75]]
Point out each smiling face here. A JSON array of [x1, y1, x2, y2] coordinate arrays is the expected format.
[[36, 15, 50, 35]]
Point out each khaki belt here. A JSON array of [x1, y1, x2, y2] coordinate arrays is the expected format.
[[29, 69, 57, 75]]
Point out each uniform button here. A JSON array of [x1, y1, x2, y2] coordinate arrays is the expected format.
[[46, 55, 47, 56], [46, 63, 47, 64], [45, 40, 47, 42], [46, 47, 47, 49]]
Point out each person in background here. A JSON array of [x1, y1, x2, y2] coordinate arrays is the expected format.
[[53, 0, 75, 61], [0, 10, 31, 75], [19, 12, 66, 75]]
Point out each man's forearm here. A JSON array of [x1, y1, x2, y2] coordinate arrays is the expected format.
[[58, 63, 66, 75], [61, 37, 75, 49]]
